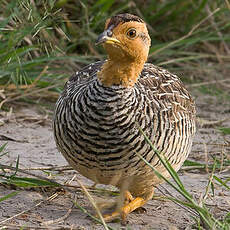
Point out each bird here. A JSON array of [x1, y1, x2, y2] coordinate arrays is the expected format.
[[53, 13, 196, 222]]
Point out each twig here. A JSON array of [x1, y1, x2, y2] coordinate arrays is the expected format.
[[28, 65, 49, 89], [0, 191, 60, 225], [41, 204, 74, 226], [75, 176, 109, 230], [188, 79, 230, 88], [0, 163, 117, 195], [226, 0, 230, 10], [0, 83, 61, 109], [0, 224, 73, 229], [73, 201, 115, 230], [197, 117, 230, 128], [206, 4, 230, 54], [22, 165, 72, 172], [65, 173, 77, 185], [149, 8, 220, 57], [157, 53, 230, 66]]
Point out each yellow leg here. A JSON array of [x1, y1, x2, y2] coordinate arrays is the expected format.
[[121, 197, 146, 221], [124, 191, 134, 202], [96, 191, 133, 218], [96, 199, 116, 211], [103, 192, 147, 222]]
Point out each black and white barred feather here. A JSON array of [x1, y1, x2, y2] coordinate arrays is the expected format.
[[53, 61, 196, 187]]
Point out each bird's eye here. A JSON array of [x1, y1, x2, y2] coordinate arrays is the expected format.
[[126, 28, 137, 39]]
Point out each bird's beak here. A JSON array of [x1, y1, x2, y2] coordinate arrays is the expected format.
[[95, 29, 121, 46]]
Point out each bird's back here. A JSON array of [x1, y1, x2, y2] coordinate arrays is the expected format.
[[53, 61, 196, 194]]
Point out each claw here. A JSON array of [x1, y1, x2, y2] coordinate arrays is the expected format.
[[102, 191, 147, 223]]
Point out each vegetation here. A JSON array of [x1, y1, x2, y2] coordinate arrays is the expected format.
[[0, 0, 230, 229], [0, 0, 230, 104]]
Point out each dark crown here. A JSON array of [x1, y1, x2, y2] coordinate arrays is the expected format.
[[107, 13, 144, 29]]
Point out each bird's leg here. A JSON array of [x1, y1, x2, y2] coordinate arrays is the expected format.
[[124, 190, 146, 213], [96, 199, 116, 211], [120, 196, 147, 223], [103, 191, 148, 223], [124, 190, 134, 204], [97, 190, 132, 213]]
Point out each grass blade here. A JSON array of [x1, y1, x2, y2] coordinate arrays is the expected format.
[[138, 126, 225, 229], [0, 191, 19, 203], [1, 176, 60, 188]]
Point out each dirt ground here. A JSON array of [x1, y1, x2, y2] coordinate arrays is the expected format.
[[0, 87, 230, 230]]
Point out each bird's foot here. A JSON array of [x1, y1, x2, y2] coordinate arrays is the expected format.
[[103, 191, 147, 223]]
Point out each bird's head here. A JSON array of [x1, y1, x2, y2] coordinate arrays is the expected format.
[[96, 13, 151, 64]]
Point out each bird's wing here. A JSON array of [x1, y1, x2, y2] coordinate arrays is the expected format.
[[137, 63, 196, 116], [61, 61, 105, 98]]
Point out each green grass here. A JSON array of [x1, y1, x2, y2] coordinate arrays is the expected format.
[[198, 85, 230, 102], [0, 144, 19, 204], [0, 0, 230, 100], [0, 0, 230, 229], [139, 128, 230, 230], [1, 130, 229, 229], [218, 127, 230, 135]]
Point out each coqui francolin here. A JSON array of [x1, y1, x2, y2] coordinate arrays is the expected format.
[[53, 13, 196, 222]]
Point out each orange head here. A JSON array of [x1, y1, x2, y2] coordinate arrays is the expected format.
[[96, 14, 151, 87]]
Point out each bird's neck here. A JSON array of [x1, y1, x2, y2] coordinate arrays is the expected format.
[[98, 57, 145, 87]]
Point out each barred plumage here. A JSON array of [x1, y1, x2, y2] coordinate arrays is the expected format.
[[53, 13, 196, 222], [53, 61, 195, 190]]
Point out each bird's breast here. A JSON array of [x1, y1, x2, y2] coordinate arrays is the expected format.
[[53, 79, 195, 187]]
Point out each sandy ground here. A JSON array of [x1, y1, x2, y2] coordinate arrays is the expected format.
[[0, 89, 230, 230]]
